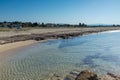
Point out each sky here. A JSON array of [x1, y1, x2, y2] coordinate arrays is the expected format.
[[0, 0, 120, 24]]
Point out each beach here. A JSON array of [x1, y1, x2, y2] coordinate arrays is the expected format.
[[1, 27, 120, 80], [0, 40, 37, 53], [1, 0, 120, 79], [0, 27, 120, 53]]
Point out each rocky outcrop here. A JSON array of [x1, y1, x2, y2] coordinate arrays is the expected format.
[[75, 70, 98, 80], [65, 70, 120, 80]]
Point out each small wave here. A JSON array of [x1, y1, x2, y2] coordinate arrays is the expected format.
[[101, 30, 120, 33]]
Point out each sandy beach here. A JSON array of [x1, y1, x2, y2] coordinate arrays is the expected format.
[[0, 40, 37, 53], [0, 27, 120, 53], [0, 27, 120, 38]]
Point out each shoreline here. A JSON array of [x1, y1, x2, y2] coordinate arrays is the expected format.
[[0, 28, 120, 80], [0, 39, 55, 54], [0, 40, 37, 53], [0, 27, 120, 53]]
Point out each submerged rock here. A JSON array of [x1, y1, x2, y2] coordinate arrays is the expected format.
[[65, 70, 80, 80], [48, 73, 63, 80]]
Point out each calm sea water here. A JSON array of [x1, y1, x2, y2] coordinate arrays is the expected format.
[[0, 31, 120, 80]]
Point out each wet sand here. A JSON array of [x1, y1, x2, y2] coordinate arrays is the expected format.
[[0, 40, 37, 53]]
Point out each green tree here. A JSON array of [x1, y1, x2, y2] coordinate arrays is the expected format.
[[41, 22, 46, 27], [32, 22, 39, 27]]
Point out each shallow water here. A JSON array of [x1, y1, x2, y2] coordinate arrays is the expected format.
[[0, 31, 120, 80]]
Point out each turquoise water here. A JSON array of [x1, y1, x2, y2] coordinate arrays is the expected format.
[[0, 31, 120, 79]]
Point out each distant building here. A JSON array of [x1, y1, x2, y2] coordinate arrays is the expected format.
[[46, 23, 57, 27], [15, 26, 22, 29], [3, 22, 11, 27]]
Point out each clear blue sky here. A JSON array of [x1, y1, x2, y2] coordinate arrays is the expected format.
[[0, 0, 120, 24]]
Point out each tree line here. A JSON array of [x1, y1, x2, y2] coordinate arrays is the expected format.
[[0, 21, 87, 28], [0, 21, 120, 28]]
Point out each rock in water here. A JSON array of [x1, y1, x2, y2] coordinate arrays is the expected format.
[[65, 70, 120, 80], [75, 70, 98, 80], [65, 70, 80, 80]]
